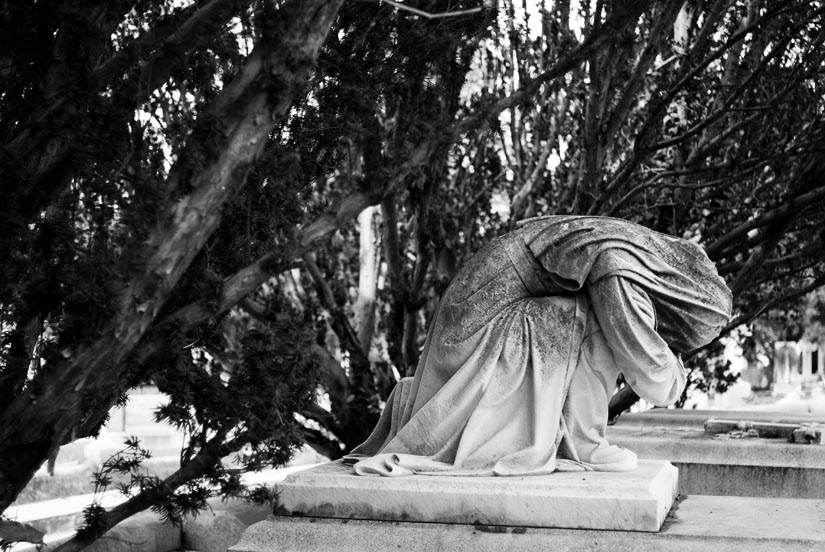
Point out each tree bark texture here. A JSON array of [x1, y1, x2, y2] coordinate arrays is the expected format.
[[123, 0, 659, 387], [0, 0, 344, 514], [2, 0, 243, 230], [353, 206, 379, 354]]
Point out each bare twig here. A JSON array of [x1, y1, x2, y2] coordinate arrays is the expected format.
[[720, 274, 825, 337], [590, 0, 804, 214], [357, 0, 484, 19], [605, 160, 766, 216]]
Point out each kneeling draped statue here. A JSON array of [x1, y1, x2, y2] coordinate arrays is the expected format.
[[345, 216, 732, 476]]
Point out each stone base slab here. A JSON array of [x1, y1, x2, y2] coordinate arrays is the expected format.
[[273, 459, 678, 532], [607, 414, 825, 498], [231, 495, 825, 552]]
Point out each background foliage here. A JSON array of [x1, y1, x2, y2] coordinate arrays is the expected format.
[[2, 0, 825, 548]]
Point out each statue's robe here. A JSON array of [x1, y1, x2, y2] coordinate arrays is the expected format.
[[347, 216, 732, 476]]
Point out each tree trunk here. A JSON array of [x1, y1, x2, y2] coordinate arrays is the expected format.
[[0, 0, 343, 514], [352, 206, 379, 354]]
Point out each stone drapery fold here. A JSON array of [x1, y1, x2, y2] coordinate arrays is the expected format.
[[347, 217, 732, 477]]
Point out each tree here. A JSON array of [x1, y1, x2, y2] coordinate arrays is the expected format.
[[297, 0, 825, 428], [445, 0, 825, 416], [279, 0, 659, 457], [0, 0, 345, 546], [2, 1, 654, 538], [468, 0, 825, 313], [279, 0, 497, 456], [3, 0, 825, 548]]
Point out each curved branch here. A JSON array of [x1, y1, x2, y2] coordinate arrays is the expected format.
[[97, 0, 242, 93], [729, 216, 796, 295], [590, 0, 803, 214], [603, 2, 680, 142], [0, 520, 44, 546], [706, 182, 825, 258], [721, 274, 825, 338], [357, 0, 483, 19], [457, 0, 654, 134], [605, 158, 766, 216], [3, 0, 249, 226], [302, 252, 368, 368], [717, 244, 822, 278], [51, 432, 229, 552], [0, 0, 344, 513]]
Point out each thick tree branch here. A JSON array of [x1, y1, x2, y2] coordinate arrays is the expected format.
[[605, 158, 766, 216], [706, 182, 825, 258], [52, 432, 230, 552], [299, 403, 345, 443], [717, 242, 825, 276], [604, 3, 679, 143], [380, 196, 410, 371], [607, 386, 639, 423], [123, 0, 658, 381], [0, 0, 344, 514], [729, 216, 796, 296], [300, 426, 344, 459], [97, 0, 242, 95], [511, 144, 552, 219], [2, 0, 249, 230], [302, 252, 368, 368], [308, 344, 350, 418]]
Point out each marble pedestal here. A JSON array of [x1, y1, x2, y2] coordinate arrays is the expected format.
[[272, 459, 678, 532]]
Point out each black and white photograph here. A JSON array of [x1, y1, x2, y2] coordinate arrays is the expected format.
[[1, 1, 824, 550]]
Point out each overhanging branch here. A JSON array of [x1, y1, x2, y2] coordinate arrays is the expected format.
[[129, 0, 659, 371], [706, 181, 825, 258]]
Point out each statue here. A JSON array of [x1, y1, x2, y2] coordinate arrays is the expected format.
[[345, 216, 732, 477]]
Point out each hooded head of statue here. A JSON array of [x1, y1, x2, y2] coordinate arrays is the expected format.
[[520, 216, 733, 354]]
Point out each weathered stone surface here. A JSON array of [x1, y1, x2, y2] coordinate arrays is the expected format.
[[615, 409, 825, 429], [204, 497, 272, 528], [230, 495, 825, 552], [182, 510, 246, 552], [349, 217, 731, 477], [83, 511, 180, 552], [704, 419, 801, 438], [792, 425, 824, 444], [12, 501, 270, 552], [275, 459, 678, 532], [608, 410, 825, 498]]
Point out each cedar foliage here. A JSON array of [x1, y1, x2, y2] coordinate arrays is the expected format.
[[2, 1, 825, 548], [1, 1, 343, 548]]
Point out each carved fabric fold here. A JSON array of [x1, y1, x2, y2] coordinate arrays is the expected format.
[[347, 217, 731, 477]]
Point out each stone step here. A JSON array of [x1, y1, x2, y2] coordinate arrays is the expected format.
[[272, 459, 678, 532], [231, 494, 825, 552], [607, 411, 825, 498]]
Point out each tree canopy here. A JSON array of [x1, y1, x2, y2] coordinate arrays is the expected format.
[[2, 0, 825, 548]]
